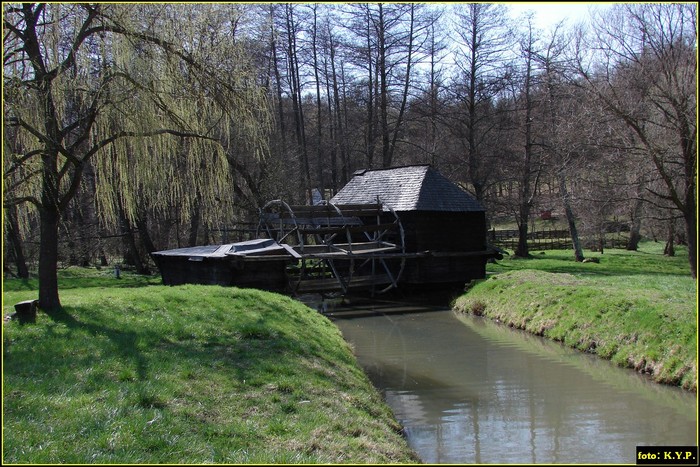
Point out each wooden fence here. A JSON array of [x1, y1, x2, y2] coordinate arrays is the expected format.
[[490, 228, 628, 252]]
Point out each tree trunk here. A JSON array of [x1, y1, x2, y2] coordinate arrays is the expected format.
[[515, 221, 529, 258], [627, 222, 642, 251], [329, 31, 347, 188], [365, 11, 376, 169], [135, 211, 157, 254], [377, 5, 391, 168], [626, 185, 644, 251], [684, 212, 696, 278], [270, 6, 287, 152], [38, 206, 61, 312], [569, 218, 585, 262], [119, 204, 149, 275], [664, 217, 675, 257], [311, 6, 325, 194], [467, 19, 479, 201], [559, 176, 584, 261], [188, 203, 200, 247], [386, 5, 414, 168], [324, 61, 338, 194], [285, 4, 310, 200], [5, 205, 30, 279], [37, 55, 63, 311], [124, 227, 149, 274], [514, 24, 535, 259]]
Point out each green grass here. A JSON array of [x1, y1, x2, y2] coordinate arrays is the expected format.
[[454, 241, 697, 391], [3, 266, 162, 291], [3, 270, 419, 464]]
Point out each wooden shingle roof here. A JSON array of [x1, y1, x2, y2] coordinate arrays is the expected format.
[[331, 165, 484, 212]]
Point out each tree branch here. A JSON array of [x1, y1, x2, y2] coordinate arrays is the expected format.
[[3, 195, 42, 209]]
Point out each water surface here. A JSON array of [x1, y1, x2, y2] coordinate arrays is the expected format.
[[330, 302, 696, 464]]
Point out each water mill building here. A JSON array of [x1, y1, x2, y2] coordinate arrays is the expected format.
[[152, 165, 498, 295]]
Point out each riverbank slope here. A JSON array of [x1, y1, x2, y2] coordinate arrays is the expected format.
[[453, 242, 696, 391], [3, 271, 419, 464]]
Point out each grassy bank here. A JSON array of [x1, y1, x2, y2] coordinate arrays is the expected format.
[[3, 269, 419, 464], [453, 242, 697, 391]]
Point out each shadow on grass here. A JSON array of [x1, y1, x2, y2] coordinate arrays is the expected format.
[[4, 307, 148, 380], [5, 300, 312, 402]]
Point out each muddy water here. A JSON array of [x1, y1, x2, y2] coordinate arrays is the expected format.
[[326, 299, 697, 464]]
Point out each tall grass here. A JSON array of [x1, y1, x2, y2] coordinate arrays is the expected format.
[[3, 271, 419, 464], [454, 242, 696, 391]]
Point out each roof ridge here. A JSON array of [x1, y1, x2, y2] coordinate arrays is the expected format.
[[353, 164, 430, 176], [333, 165, 484, 212]]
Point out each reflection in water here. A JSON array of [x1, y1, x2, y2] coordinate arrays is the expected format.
[[331, 303, 697, 464]]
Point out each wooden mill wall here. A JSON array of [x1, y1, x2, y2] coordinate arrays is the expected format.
[[397, 210, 487, 285], [154, 256, 288, 290], [399, 211, 486, 252]]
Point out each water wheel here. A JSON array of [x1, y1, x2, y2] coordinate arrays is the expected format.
[[257, 199, 405, 295]]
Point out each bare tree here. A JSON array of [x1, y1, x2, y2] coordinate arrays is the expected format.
[[342, 3, 430, 169], [448, 3, 513, 203], [326, 12, 352, 187], [534, 22, 586, 261], [415, 9, 449, 167], [282, 4, 311, 200], [575, 3, 697, 277], [510, 15, 545, 258]]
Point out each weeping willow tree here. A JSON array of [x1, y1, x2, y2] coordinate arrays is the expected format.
[[3, 3, 270, 312]]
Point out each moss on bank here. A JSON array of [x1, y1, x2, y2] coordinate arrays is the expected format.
[[3, 276, 420, 464]]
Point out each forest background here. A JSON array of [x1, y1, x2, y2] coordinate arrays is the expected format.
[[2, 3, 696, 311]]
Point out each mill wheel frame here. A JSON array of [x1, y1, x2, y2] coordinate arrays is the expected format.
[[257, 199, 405, 295]]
